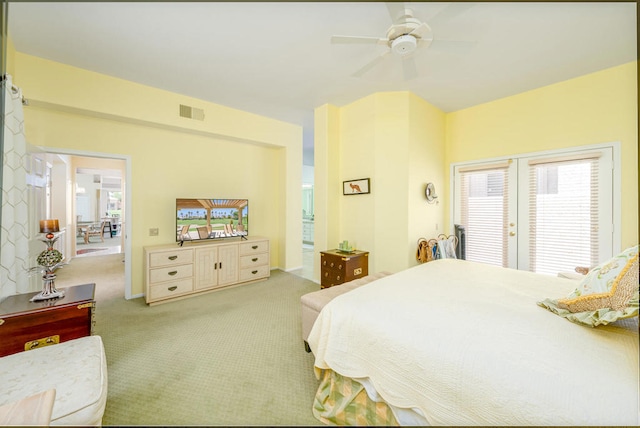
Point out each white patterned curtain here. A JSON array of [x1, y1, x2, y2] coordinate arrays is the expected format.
[[1, 74, 30, 297]]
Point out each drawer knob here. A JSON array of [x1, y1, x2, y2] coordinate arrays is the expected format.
[[323, 261, 326, 266], [330, 262, 334, 267], [168, 255, 178, 260], [337, 276, 341, 281], [324, 272, 328, 277], [252, 245, 258, 249], [168, 271, 178, 276], [252, 258, 258, 262], [168, 286, 178, 291], [339, 264, 342, 269], [252, 270, 258, 274]]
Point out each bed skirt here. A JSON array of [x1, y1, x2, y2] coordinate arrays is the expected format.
[[313, 368, 398, 426]]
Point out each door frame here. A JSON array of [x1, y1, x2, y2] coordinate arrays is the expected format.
[[42, 146, 133, 300], [449, 141, 622, 262]]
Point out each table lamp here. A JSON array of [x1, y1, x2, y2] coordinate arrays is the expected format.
[[30, 219, 65, 302]]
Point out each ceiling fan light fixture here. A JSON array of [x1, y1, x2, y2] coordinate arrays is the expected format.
[[391, 34, 417, 55]]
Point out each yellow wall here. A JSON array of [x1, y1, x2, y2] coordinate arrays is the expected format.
[[316, 62, 636, 276], [407, 93, 446, 263], [13, 52, 303, 297], [313, 104, 341, 281], [317, 92, 445, 274], [445, 61, 638, 249]]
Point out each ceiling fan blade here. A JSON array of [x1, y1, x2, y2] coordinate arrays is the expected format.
[[331, 35, 388, 45], [353, 50, 390, 78], [402, 55, 418, 81], [427, 3, 475, 28], [385, 2, 406, 23], [409, 22, 430, 39]]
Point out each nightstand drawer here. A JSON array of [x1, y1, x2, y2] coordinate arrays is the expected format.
[[320, 250, 369, 289], [149, 264, 193, 284]]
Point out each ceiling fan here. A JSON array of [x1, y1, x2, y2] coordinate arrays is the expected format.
[[331, 2, 474, 80]]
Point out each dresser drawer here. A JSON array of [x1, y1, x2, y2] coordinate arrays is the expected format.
[[239, 265, 270, 282], [239, 240, 269, 256], [149, 264, 193, 284], [239, 253, 268, 268], [148, 278, 193, 301], [149, 249, 193, 268]]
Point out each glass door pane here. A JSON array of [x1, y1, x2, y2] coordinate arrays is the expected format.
[[454, 161, 518, 268]]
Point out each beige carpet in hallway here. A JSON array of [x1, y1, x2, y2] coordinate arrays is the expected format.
[[55, 253, 125, 301]]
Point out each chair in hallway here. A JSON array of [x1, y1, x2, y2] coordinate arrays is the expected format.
[[84, 222, 106, 244]]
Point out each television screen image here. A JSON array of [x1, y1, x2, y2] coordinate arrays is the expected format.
[[176, 199, 248, 242]]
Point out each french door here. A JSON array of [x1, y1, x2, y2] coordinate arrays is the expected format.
[[453, 146, 614, 275]]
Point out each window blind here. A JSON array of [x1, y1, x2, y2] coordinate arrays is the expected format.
[[528, 156, 600, 275], [459, 166, 510, 267]]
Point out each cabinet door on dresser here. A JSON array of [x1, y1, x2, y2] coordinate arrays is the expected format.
[[217, 245, 239, 286], [194, 247, 219, 290], [195, 245, 239, 289]]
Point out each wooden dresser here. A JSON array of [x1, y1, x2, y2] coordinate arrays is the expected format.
[[0, 283, 95, 357], [320, 249, 369, 289], [144, 237, 270, 305]]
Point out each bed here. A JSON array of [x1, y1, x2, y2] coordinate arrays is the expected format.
[[307, 258, 639, 426]]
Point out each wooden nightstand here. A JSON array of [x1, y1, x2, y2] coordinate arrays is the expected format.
[[0, 283, 96, 357], [320, 249, 369, 289]]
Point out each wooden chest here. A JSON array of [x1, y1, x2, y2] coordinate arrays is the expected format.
[[0, 283, 95, 357], [320, 249, 369, 289]]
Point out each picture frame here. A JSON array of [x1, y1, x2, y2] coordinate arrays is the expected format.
[[343, 178, 370, 195]]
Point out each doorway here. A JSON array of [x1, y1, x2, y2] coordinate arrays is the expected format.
[[74, 165, 124, 259], [452, 144, 619, 275], [36, 148, 132, 300]]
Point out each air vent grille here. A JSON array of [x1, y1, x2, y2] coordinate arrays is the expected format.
[[179, 104, 205, 121]]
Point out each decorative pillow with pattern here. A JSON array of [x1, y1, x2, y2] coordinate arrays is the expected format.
[[538, 245, 639, 327]]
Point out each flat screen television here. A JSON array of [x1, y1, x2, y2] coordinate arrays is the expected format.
[[176, 198, 248, 244]]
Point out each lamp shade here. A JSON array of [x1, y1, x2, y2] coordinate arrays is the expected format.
[[40, 219, 60, 233]]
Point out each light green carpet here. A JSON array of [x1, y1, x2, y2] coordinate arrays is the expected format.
[[60, 257, 322, 426]]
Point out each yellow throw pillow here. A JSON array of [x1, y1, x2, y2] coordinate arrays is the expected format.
[[538, 245, 639, 327]]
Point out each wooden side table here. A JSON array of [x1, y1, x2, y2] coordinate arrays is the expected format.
[[0, 283, 96, 357], [320, 249, 369, 289]]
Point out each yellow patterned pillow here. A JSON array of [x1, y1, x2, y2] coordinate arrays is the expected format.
[[538, 245, 639, 326]]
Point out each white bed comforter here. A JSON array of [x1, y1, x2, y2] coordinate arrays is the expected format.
[[307, 259, 639, 426]]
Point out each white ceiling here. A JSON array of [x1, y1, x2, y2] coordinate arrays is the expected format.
[[8, 2, 637, 163]]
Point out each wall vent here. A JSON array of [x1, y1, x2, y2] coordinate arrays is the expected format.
[[179, 104, 205, 121]]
